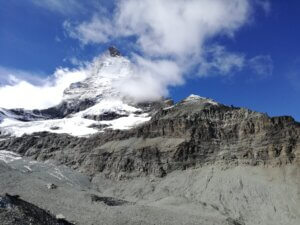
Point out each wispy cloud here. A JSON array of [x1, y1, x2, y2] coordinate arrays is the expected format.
[[63, 16, 113, 44], [197, 48, 273, 78], [31, 0, 84, 15], [248, 55, 273, 78], [198, 45, 245, 77], [286, 59, 300, 91], [9, 0, 273, 107], [255, 0, 271, 14], [0, 66, 45, 86], [66, 0, 251, 58], [30, 0, 110, 16], [116, 55, 184, 102]]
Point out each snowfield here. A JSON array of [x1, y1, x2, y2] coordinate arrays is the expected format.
[[77, 99, 142, 118], [0, 111, 150, 137]]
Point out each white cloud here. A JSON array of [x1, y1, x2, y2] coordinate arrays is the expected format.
[[0, 67, 87, 109], [116, 55, 184, 102], [0, 1, 274, 109], [63, 17, 113, 44], [64, 0, 257, 101], [67, 0, 251, 59], [117, 0, 250, 59], [248, 55, 273, 78], [0, 66, 45, 86], [66, 57, 87, 67]]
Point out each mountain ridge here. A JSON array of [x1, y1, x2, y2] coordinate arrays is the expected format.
[[1, 94, 299, 179]]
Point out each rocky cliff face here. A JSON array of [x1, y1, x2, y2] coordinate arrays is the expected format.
[[1, 95, 299, 179]]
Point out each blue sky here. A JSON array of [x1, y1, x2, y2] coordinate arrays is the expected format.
[[0, 0, 299, 121]]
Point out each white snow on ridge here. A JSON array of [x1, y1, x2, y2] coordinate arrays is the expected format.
[[100, 113, 150, 130], [0, 117, 99, 137], [77, 99, 141, 118], [0, 111, 150, 137], [183, 94, 219, 106]]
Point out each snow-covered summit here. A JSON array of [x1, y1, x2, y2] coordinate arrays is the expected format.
[[63, 52, 131, 104], [0, 48, 153, 137]]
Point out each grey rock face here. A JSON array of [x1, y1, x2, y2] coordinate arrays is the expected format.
[[0, 108, 50, 122], [1, 97, 299, 179]]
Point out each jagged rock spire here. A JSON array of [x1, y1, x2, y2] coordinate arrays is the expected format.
[[108, 46, 121, 57]]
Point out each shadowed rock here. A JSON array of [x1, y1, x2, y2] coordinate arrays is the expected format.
[[0, 194, 74, 225], [108, 46, 121, 57], [90, 194, 132, 206]]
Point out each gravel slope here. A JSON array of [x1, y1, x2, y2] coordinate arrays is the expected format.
[[0, 151, 299, 225]]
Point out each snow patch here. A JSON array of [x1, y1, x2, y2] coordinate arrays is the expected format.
[[0, 111, 151, 137], [24, 165, 32, 171], [163, 106, 175, 111], [100, 113, 151, 130], [0, 117, 99, 137], [76, 99, 141, 117]]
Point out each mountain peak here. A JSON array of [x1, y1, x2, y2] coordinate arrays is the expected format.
[[183, 94, 219, 106], [108, 46, 121, 57]]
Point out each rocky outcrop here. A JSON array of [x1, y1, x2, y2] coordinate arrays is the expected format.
[[1, 97, 299, 179], [108, 46, 122, 57], [0, 194, 74, 225]]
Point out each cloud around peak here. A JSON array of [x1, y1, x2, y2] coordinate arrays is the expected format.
[[63, 0, 272, 101], [0, 0, 273, 110]]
